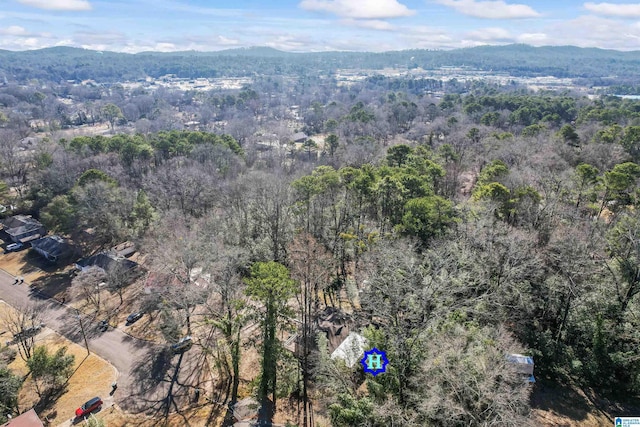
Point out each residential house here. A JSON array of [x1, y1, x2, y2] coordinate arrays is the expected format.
[[292, 131, 308, 143], [283, 307, 355, 360], [1, 215, 46, 244], [1, 409, 44, 427], [30, 235, 76, 263], [317, 307, 353, 352], [112, 241, 136, 258], [330, 332, 368, 368], [75, 251, 138, 274]]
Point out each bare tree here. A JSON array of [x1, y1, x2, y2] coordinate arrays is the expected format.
[[0, 129, 31, 197], [1, 302, 43, 362], [410, 325, 533, 427], [220, 170, 293, 263], [146, 213, 215, 335], [289, 233, 333, 427], [105, 262, 136, 306], [144, 159, 218, 217], [359, 239, 439, 406], [202, 244, 249, 406], [248, 171, 293, 263], [71, 266, 107, 314]]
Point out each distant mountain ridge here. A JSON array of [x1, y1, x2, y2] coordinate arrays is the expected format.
[[1, 44, 640, 83], [134, 46, 294, 57]]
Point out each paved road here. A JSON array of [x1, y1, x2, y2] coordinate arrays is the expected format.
[[0, 268, 192, 416]]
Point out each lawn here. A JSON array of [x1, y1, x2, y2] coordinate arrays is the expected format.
[[1, 301, 117, 426]]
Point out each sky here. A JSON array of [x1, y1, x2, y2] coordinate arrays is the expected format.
[[1, 0, 640, 53]]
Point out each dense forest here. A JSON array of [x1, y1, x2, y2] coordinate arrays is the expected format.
[[2, 44, 640, 83], [2, 59, 640, 426]]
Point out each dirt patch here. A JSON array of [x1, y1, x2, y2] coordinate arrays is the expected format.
[[49, 123, 114, 140], [100, 401, 224, 427], [1, 302, 117, 426], [529, 379, 640, 426], [459, 170, 477, 197]]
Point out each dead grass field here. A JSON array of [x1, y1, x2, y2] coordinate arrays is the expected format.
[[0, 249, 53, 283], [0, 302, 117, 426], [99, 401, 225, 427]]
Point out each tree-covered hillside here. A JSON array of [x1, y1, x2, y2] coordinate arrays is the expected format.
[[2, 44, 640, 83]]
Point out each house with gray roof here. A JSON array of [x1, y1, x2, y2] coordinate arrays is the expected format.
[[1, 215, 46, 243], [75, 251, 138, 273], [30, 235, 77, 263]]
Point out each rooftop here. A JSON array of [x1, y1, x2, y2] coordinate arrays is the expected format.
[[1, 409, 44, 427]]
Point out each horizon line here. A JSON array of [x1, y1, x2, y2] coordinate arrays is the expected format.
[[1, 43, 639, 55]]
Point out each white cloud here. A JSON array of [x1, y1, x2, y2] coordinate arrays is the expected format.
[[584, 2, 640, 17], [544, 15, 640, 50], [516, 32, 549, 44], [154, 42, 176, 52], [265, 35, 310, 51], [341, 19, 395, 30], [17, 37, 42, 48], [465, 27, 512, 41], [0, 36, 50, 50], [400, 25, 459, 49], [3, 3, 640, 53], [217, 35, 240, 46], [16, 0, 91, 11], [299, 0, 415, 19], [74, 30, 127, 45], [435, 0, 540, 19], [0, 25, 30, 36]]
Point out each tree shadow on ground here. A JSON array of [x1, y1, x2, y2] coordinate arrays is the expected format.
[[121, 332, 156, 349], [18, 251, 72, 276], [44, 303, 110, 343], [123, 344, 206, 423], [33, 384, 69, 415], [583, 386, 640, 420], [531, 379, 640, 424], [531, 380, 597, 424], [121, 346, 174, 414], [27, 284, 51, 301], [46, 307, 86, 344], [29, 270, 74, 300]]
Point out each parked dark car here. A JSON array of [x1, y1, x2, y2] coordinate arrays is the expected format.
[[75, 396, 103, 418], [171, 336, 193, 354], [126, 312, 144, 325]]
